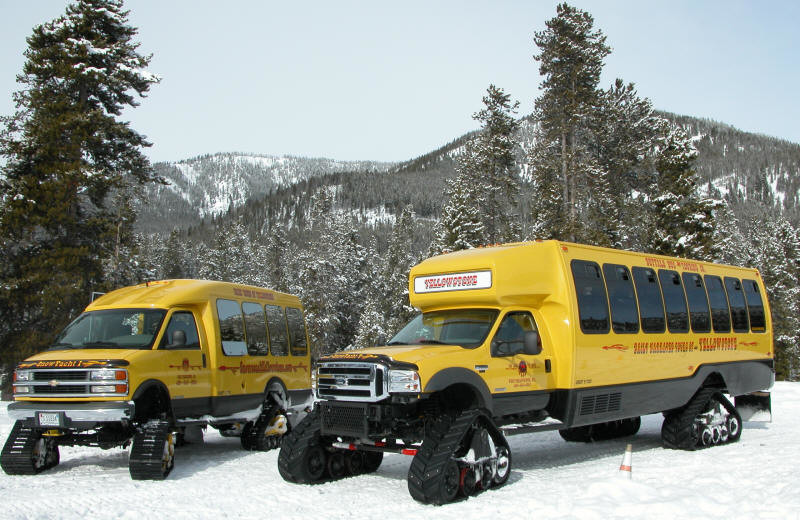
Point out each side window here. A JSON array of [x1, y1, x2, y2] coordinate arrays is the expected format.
[[704, 275, 731, 333], [603, 264, 639, 334], [217, 299, 247, 356], [492, 312, 539, 357], [743, 279, 766, 332], [658, 270, 689, 333], [242, 302, 268, 356], [632, 267, 666, 333], [724, 277, 750, 333], [571, 260, 610, 334], [265, 304, 288, 356], [286, 307, 308, 356], [682, 273, 711, 333], [159, 311, 200, 349]]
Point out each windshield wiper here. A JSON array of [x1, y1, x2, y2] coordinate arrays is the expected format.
[[385, 341, 407, 346], [418, 339, 451, 345], [81, 341, 120, 348]]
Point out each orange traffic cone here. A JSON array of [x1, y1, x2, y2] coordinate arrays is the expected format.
[[619, 443, 632, 479]]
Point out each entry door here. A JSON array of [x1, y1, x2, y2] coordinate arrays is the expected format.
[[157, 309, 212, 416], [485, 311, 551, 396]]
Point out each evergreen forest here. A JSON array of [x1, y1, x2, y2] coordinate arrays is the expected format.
[[1, 1, 799, 395]]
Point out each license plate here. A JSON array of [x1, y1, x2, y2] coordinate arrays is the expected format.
[[37, 412, 61, 427]]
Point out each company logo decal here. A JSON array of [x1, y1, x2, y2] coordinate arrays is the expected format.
[[414, 270, 492, 294], [602, 344, 628, 351], [17, 360, 123, 369], [518, 360, 528, 376]]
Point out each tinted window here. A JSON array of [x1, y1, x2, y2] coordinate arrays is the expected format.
[[265, 304, 288, 356], [242, 302, 268, 356], [682, 273, 711, 333], [217, 299, 246, 356], [571, 260, 610, 334], [743, 279, 766, 332], [160, 311, 200, 349], [704, 275, 731, 333], [724, 277, 749, 332], [286, 307, 308, 356], [603, 264, 639, 334], [632, 267, 666, 333], [390, 309, 499, 348], [658, 270, 689, 333]]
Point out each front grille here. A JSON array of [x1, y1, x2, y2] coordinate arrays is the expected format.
[[32, 370, 88, 381], [316, 362, 387, 402], [15, 368, 127, 397], [320, 401, 369, 437], [33, 384, 87, 394]]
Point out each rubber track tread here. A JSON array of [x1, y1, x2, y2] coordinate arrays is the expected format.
[[1, 421, 53, 475], [407, 409, 481, 505], [129, 420, 173, 480], [242, 404, 281, 451], [662, 386, 717, 450], [277, 407, 324, 484]]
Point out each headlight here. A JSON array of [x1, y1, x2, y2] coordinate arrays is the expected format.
[[14, 385, 31, 394], [14, 370, 32, 382], [91, 384, 128, 394], [388, 370, 421, 393], [91, 369, 127, 381]]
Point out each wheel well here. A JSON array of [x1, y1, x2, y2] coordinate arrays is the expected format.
[[264, 377, 289, 408], [132, 382, 172, 423], [702, 372, 727, 391], [434, 383, 482, 413]]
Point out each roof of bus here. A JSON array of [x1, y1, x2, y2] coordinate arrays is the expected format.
[[409, 240, 761, 310], [86, 279, 300, 311]]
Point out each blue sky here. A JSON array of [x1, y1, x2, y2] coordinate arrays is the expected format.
[[1, 1, 798, 163]]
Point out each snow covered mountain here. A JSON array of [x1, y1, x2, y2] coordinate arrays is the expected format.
[[135, 153, 395, 231]]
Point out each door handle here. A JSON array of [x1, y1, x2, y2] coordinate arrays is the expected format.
[[545, 359, 551, 373], [202, 353, 207, 368]]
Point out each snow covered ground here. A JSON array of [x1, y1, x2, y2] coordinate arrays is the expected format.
[[2, 383, 799, 520]]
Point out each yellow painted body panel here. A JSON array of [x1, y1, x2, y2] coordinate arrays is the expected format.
[[15, 280, 311, 406]]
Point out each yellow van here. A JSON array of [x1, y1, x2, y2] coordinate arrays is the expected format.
[[279, 240, 773, 504], [2, 280, 312, 479]]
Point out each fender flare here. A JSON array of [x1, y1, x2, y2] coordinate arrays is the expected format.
[[424, 367, 493, 414]]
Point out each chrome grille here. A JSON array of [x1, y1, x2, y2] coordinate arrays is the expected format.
[[316, 362, 388, 402], [15, 368, 128, 398]]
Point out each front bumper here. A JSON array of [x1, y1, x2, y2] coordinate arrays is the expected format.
[[8, 401, 135, 428]]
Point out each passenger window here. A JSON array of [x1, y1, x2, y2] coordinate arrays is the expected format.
[[492, 312, 539, 357], [571, 260, 610, 334], [242, 302, 268, 356], [217, 299, 247, 356], [159, 311, 200, 349], [286, 307, 308, 356], [704, 275, 731, 333], [632, 267, 666, 333], [265, 304, 288, 356], [603, 264, 639, 334], [682, 273, 711, 333], [724, 277, 750, 333], [658, 270, 689, 333], [743, 279, 766, 332]]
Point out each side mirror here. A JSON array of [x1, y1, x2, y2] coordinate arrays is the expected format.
[[375, 335, 387, 347], [523, 331, 542, 355]]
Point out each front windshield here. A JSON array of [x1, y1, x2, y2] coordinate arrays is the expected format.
[[388, 309, 499, 349], [51, 309, 167, 350]]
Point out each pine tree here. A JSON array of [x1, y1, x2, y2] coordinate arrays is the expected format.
[[529, 3, 610, 241], [466, 85, 522, 244], [0, 0, 160, 375], [430, 170, 486, 254], [649, 124, 720, 260]]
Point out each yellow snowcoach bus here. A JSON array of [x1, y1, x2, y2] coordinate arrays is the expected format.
[[278, 240, 774, 504], [2, 280, 312, 479]]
